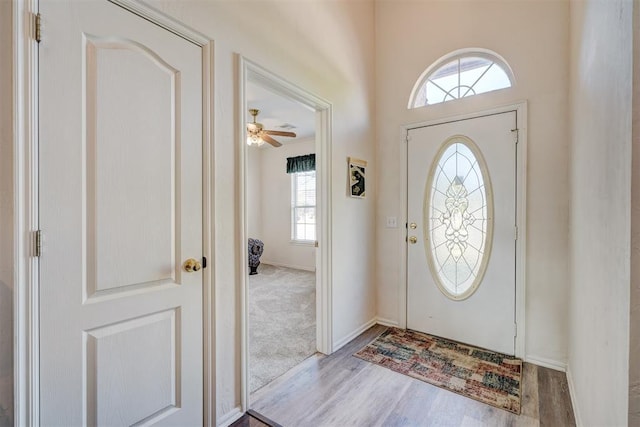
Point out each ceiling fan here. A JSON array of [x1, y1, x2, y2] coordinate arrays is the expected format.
[[246, 108, 297, 147]]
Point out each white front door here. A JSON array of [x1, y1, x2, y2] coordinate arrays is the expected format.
[[406, 112, 517, 355], [39, 1, 204, 425]]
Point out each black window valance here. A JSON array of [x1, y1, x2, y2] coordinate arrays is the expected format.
[[286, 154, 315, 174]]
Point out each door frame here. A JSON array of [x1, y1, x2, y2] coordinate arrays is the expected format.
[[398, 102, 528, 358], [236, 56, 333, 411], [12, 1, 216, 424]]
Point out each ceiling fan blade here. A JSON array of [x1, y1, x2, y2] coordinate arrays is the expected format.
[[262, 134, 283, 147], [263, 130, 297, 138]]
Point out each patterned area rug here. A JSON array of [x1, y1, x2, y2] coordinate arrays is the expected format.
[[354, 328, 522, 414]]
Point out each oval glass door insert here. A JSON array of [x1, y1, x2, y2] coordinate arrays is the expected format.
[[424, 136, 493, 300]]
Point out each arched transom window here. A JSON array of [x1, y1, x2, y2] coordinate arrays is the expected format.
[[409, 49, 514, 108]]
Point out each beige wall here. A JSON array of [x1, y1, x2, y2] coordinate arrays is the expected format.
[[144, 0, 376, 422], [569, 0, 633, 425], [247, 140, 263, 248], [375, 0, 571, 365], [630, 1, 639, 424], [248, 139, 317, 272], [0, 0, 13, 425]]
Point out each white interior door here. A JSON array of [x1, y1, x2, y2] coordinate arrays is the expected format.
[[39, 1, 204, 425], [406, 112, 517, 355]]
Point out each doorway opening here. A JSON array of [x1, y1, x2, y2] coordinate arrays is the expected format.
[[246, 80, 317, 394], [238, 57, 333, 411]]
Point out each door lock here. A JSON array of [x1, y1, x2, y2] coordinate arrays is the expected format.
[[183, 258, 202, 272]]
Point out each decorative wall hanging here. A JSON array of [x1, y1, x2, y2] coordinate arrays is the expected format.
[[348, 157, 367, 198]]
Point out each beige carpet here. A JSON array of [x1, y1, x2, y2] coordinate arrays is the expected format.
[[249, 264, 316, 393]]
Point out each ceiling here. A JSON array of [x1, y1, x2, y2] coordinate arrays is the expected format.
[[246, 80, 315, 145]]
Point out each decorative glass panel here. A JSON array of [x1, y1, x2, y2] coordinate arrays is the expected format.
[[424, 136, 493, 300]]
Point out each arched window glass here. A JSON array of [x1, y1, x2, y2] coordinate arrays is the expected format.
[[409, 50, 514, 108]]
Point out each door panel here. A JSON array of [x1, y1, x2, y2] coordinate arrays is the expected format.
[[407, 112, 517, 355], [39, 1, 203, 425], [85, 309, 179, 425], [86, 36, 180, 299]]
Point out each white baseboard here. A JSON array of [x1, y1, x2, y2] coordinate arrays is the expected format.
[[566, 366, 583, 427], [218, 406, 243, 427], [333, 317, 377, 351], [260, 260, 315, 272], [375, 317, 399, 327], [525, 354, 567, 372]]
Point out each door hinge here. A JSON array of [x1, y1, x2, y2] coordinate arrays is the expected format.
[[202, 256, 207, 269], [35, 230, 42, 257], [511, 128, 519, 144], [35, 13, 42, 43], [514, 225, 519, 240]]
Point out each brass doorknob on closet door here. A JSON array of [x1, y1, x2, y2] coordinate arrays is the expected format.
[[409, 236, 418, 244], [183, 258, 201, 272], [409, 222, 417, 229]]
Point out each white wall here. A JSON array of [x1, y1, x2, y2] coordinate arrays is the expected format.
[[0, 1, 14, 425], [631, 3, 640, 423], [143, 1, 376, 422], [568, 0, 633, 425], [249, 139, 316, 272], [247, 143, 263, 250], [375, 1, 571, 365]]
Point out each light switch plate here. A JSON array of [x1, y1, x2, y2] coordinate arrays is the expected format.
[[386, 216, 398, 228]]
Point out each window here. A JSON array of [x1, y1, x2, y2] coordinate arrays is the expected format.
[[425, 137, 493, 300], [291, 171, 316, 242], [409, 49, 514, 108]]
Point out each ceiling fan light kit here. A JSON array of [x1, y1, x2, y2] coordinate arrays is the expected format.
[[246, 133, 264, 146], [246, 108, 297, 147]]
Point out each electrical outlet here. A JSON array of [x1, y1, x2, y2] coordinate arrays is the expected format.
[[386, 216, 398, 228]]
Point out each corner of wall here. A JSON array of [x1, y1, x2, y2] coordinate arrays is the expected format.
[[524, 355, 566, 373], [332, 317, 377, 352], [565, 365, 583, 427]]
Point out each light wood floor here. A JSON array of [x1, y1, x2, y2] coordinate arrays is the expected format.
[[251, 325, 576, 427]]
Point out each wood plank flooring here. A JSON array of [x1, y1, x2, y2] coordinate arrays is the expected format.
[[251, 325, 576, 427], [230, 410, 282, 427]]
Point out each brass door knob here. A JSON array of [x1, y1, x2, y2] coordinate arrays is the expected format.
[[409, 236, 418, 244], [184, 258, 202, 272], [409, 222, 417, 229]]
